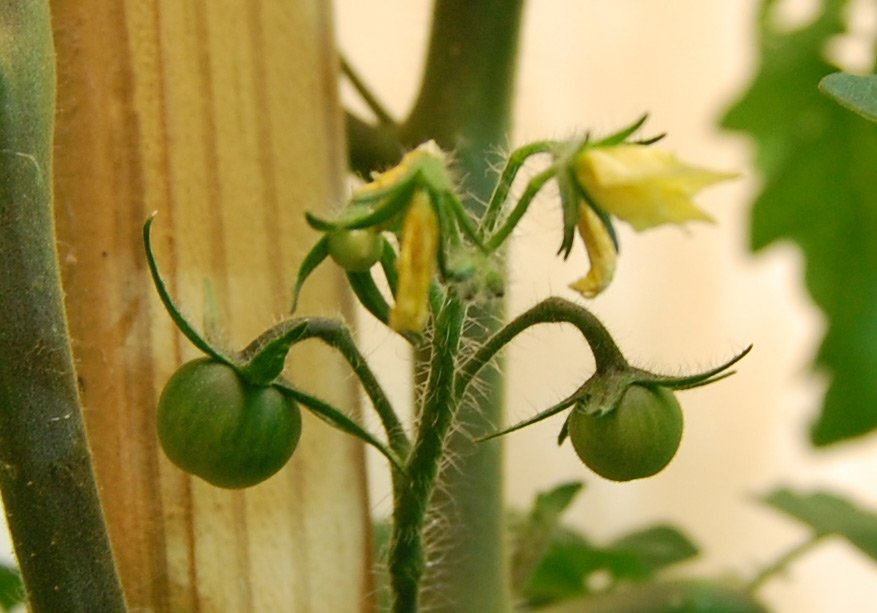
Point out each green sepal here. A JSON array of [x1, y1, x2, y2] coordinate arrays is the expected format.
[[307, 181, 416, 233], [347, 269, 392, 325], [591, 113, 649, 147], [143, 215, 235, 366], [556, 165, 580, 259], [273, 380, 403, 471], [442, 191, 486, 251], [379, 237, 400, 294], [290, 235, 330, 313], [237, 319, 309, 386], [634, 345, 752, 390]]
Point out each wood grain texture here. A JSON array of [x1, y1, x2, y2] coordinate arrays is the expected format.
[[50, 1, 372, 610]]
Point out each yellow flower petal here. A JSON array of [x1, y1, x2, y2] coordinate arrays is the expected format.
[[569, 205, 617, 298], [390, 191, 439, 332], [575, 145, 737, 231]]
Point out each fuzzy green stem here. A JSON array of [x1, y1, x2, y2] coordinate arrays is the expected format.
[[388, 298, 465, 613], [248, 317, 410, 457], [457, 297, 626, 399], [485, 166, 556, 252], [0, 3, 127, 610], [481, 140, 557, 233], [399, 2, 526, 610]]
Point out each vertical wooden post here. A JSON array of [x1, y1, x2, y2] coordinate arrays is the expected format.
[[51, 1, 371, 610]]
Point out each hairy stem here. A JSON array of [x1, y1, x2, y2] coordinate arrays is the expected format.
[[388, 298, 465, 613], [0, 3, 126, 610], [457, 297, 626, 397], [399, 2, 526, 610]]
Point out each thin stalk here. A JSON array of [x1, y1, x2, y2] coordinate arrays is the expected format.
[[388, 298, 465, 613], [0, 3, 126, 610], [747, 532, 827, 593], [481, 140, 557, 233]]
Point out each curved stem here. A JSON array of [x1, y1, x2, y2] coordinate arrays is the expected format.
[[481, 140, 557, 233], [485, 166, 556, 252], [250, 317, 410, 457], [747, 532, 826, 593], [457, 297, 626, 398], [388, 297, 465, 613]]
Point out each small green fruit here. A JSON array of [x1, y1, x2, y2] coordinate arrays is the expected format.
[[157, 358, 301, 488], [568, 384, 683, 482], [327, 228, 383, 272]]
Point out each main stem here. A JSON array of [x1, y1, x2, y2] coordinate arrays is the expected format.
[[0, 3, 126, 610], [388, 298, 465, 613], [399, 2, 525, 610]]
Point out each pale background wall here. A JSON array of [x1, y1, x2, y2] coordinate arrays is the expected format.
[[336, 1, 877, 612]]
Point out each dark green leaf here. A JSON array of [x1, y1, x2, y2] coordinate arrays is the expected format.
[[511, 482, 584, 590], [721, 0, 877, 444], [819, 72, 877, 122], [761, 488, 877, 561], [0, 563, 23, 611], [533, 579, 768, 613], [607, 524, 699, 578], [521, 522, 699, 606]]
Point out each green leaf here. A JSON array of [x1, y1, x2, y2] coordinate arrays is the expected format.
[[761, 488, 877, 561], [721, 0, 877, 444], [521, 522, 699, 606], [511, 482, 584, 591], [0, 563, 24, 611], [607, 524, 699, 578], [819, 72, 877, 123], [533, 579, 768, 613]]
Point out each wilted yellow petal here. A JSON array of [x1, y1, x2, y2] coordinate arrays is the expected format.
[[575, 145, 737, 231], [569, 205, 617, 298], [390, 191, 439, 332]]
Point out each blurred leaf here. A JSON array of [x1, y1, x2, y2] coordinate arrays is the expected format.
[[521, 523, 698, 606], [819, 73, 877, 122], [762, 488, 877, 561], [608, 525, 699, 578], [532, 579, 768, 613], [721, 0, 877, 445], [0, 563, 24, 611], [511, 482, 584, 590]]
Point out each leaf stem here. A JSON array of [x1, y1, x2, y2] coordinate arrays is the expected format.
[[747, 532, 827, 593]]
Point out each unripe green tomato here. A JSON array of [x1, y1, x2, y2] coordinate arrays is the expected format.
[[568, 385, 683, 482], [157, 358, 301, 489], [327, 228, 383, 272]]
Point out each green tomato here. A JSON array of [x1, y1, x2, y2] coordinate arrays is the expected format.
[[327, 228, 383, 272], [157, 358, 301, 489], [568, 384, 683, 482]]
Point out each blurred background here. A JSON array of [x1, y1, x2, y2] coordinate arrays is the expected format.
[[337, 1, 877, 611]]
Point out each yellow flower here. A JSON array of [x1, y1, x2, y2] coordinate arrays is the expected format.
[[389, 191, 439, 333], [569, 205, 617, 298], [575, 145, 737, 231]]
